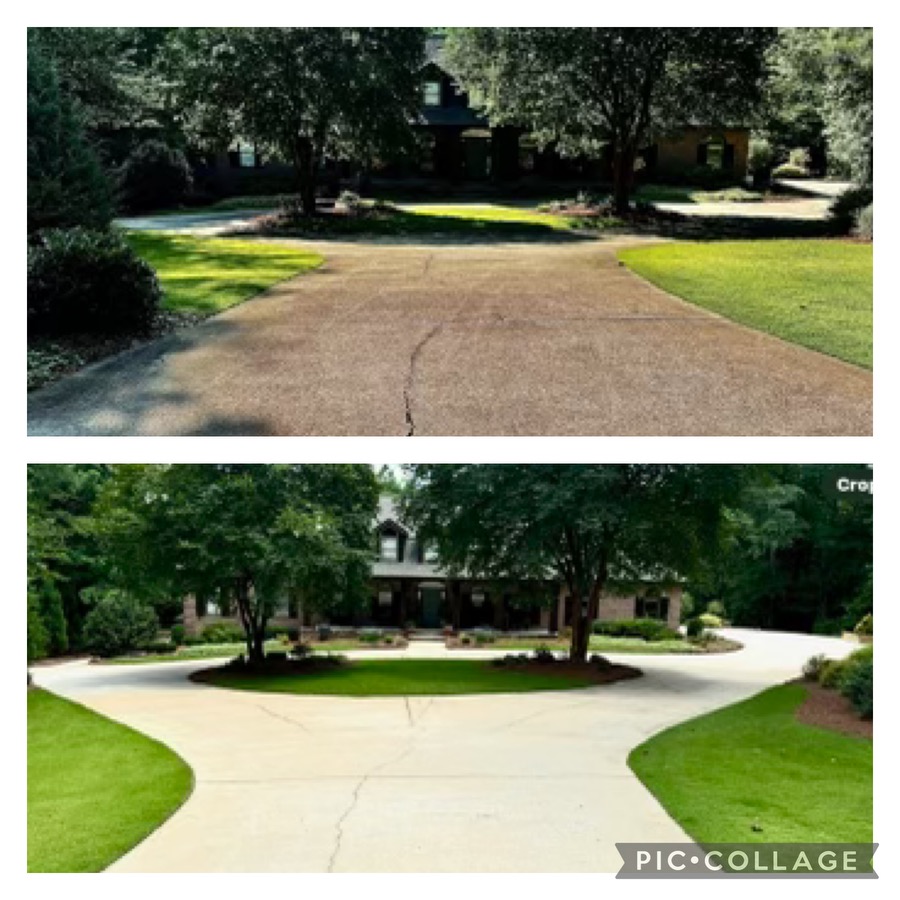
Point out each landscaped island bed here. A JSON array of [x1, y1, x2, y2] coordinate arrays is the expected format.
[[619, 239, 873, 368], [192, 658, 641, 696], [27, 688, 192, 873], [628, 683, 872, 844]]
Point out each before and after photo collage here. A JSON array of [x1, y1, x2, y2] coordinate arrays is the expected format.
[[24, 22, 876, 886]]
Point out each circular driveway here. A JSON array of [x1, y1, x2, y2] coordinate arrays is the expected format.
[[27, 238, 872, 436], [31, 629, 856, 873]]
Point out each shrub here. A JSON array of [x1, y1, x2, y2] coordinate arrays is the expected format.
[[697, 613, 724, 629], [802, 653, 827, 682], [840, 654, 873, 718], [593, 618, 679, 642], [590, 654, 612, 671], [27, 36, 113, 235], [82, 593, 159, 658], [199, 622, 245, 644], [28, 228, 161, 337], [265, 651, 288, 664], [854, 614, 873, 637], [748, 137, 775, 182], [292, 643, 312, 660], [170, 624, 186, 646], [855, 204, 873, 241], [317, 624, 333, 641], [140, 640, 177, 655], [685, 617, 705, 639], [829, 185, 874, 233], [818, 658, 846, 689], [533, 644, 555, 664], [118, 140, 193, 213], [359, 628, 383, 644], [473, 631, 496, 645], [771, 163, 809, 180], [460, 635, 472, 646], [706, 600, 726, 617]]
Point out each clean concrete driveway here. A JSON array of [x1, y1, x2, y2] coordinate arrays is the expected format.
[[27, 238, 871, 436], [32, 629, 856, 873]]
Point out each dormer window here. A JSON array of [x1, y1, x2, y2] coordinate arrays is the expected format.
[[380, 535, 399, 562], [423, 544, 439, 563], [423, 81, 441, 107]]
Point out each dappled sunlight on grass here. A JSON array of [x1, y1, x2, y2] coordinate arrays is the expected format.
[[125, 232, 323, 314]]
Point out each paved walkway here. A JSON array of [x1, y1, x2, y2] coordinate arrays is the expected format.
[[28, 238, 872, 436], [31, 629, 856, 873]]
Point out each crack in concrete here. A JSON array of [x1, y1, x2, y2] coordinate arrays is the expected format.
[[326, 741, 418, 872], [255, 703, 311, 733], [403, 323, 443, 436]]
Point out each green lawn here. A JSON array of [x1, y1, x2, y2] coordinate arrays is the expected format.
[[635, 184, 764, 204], [472, 636, 737, 655], [124, 232, 323, 315], [200, 659, 600, 696], [619, 240, 873, 368], [628, 684, 872, 844], [28, 688, 193, 872]]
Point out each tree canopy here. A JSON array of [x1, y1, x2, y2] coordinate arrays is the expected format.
[[445, 28, 775, 212], [92, 464, 379, 662], [401, 464, 742, 661], [165, 27, 427, 214], [765, 28, 873, 183]]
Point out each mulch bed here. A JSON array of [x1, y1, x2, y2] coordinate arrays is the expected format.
[[795, 679, 872, 739], [28, 310, 205, 392]]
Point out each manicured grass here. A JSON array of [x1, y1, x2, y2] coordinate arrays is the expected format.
[[28, 688, 192, 872], [201, 659, 599, 696], [628, 684, 872, 844], [124, 232, 323, 314], [106, 640, 284, 664], [471, 636, 736, 654], [635, 184, 764, 204], [619, 240, 873, 368]]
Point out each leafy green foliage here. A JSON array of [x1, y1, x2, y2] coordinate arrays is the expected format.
[[403, 465, 740, 661], [27, 35, 113, 235], [94, 465, 379, 662], [446, 28, 774, 212], [855, 204, 873, 241], [765, 29, 872, 183], [82, 591, 159, 658], [840, 653, 873, 718], [28, 228, 161, 336], [118, 140, 193, 212], [166, 28, 427, 215], [592, 619, 679, 641], [854, 614, 873, 637]]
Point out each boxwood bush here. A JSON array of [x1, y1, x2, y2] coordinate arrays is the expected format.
[[840, 653, 873, 718], [28, 228, 161, 336], [118, 140, 193, 213], [593, 618, 679, 642]]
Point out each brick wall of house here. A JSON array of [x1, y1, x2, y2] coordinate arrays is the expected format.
[[656, 128, 750, 179]]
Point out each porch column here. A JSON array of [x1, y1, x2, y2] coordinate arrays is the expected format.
[[556, 585, 568, 632]]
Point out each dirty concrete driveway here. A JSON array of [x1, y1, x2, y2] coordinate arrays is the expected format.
[[27, 238, 872, 436], [31, 630, 856, 873]]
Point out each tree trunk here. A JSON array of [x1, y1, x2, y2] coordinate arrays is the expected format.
[[293, 137, 318, 218], [611, 143, 637, 216], [234, 575, 267, 665]]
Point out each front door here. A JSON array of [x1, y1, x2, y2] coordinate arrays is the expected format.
[[463, 137, 491, 180], [421, 588, 442, 628]]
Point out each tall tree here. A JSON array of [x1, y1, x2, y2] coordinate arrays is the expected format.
[[27, 34, 114, 234], [402, 465, 740, 662], [93, 464, 379, 663], [166, 28, 426, 215], [446, 28, 775, 213], [765, 28, 873, 184]]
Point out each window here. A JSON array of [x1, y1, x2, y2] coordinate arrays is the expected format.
[[423, 81, 441, 107], [238, 144, 257, 168], [471, 591, 485, 607], [423, 543, 439, 563], [380, 535, 398, 561], [378, 591, 393, 607], [635, 595, 670, 621]]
